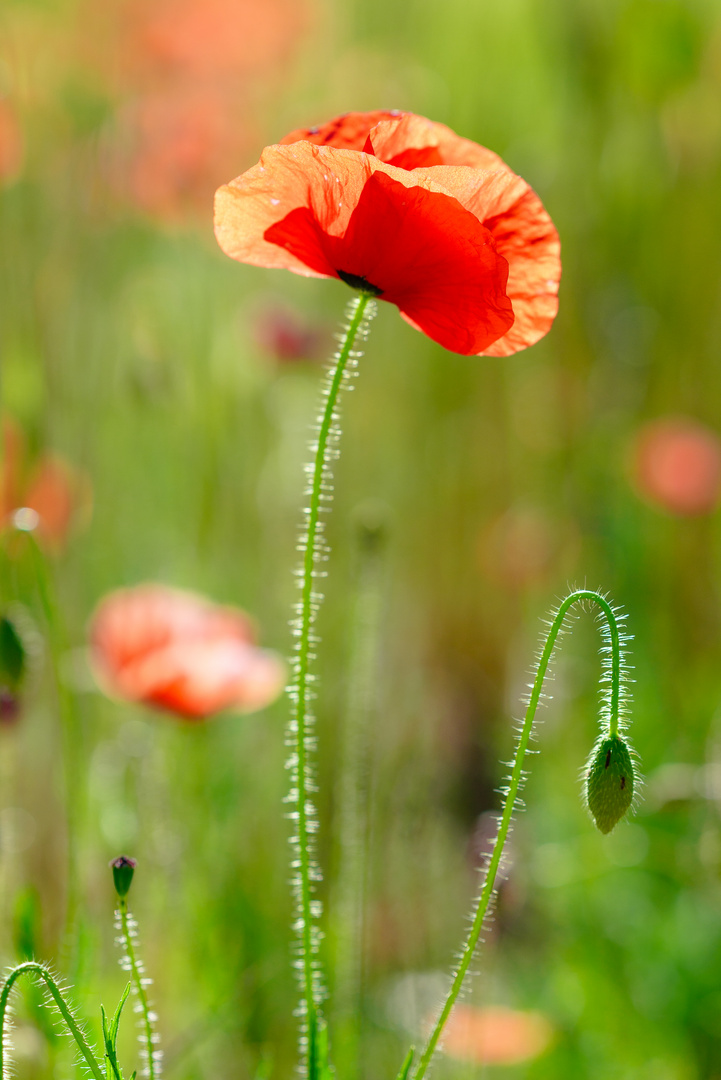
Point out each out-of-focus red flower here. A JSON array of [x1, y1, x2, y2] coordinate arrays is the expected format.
[[92, 0, 311, 218], [631, 417, 721, 516], [435, 1004, 553, 1066], [0, 418, 90, 549], [0, 98, 23, 184], [254, 303, 327, 362], [118, 0, 307, 85], [215, 110, 561, 356], [90, 584, 286, 720], [113, 87, 254, 218]]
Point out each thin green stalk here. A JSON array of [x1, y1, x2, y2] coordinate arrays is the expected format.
[[0, 961, 105, 1080], [331, 505, 387, 1079], [412, 589, 630, 1080], [288, 292, 375, 1076], [24, 532, 85, 959], [117, 898, 159, 1080]]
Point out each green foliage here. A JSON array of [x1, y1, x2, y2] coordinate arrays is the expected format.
[[395, 1048, 414, 1080], [101, 983, 132, 1080]]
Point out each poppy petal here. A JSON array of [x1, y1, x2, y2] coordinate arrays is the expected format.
[[215, 142, 365, 277], [122, 639, 285, 718], [416, 165, 561, 355], [366, 113, 505, 171], [279, 110, 403, 150], [319, 170, 514, 354]]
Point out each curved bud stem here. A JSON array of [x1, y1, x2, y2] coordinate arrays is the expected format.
[[0, 961, 105, 1080], [411, 589, 633, 1080], [287, 292, 376, 1078]]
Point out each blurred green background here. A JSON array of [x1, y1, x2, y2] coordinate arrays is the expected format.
[[2, 0, 721, 1077]]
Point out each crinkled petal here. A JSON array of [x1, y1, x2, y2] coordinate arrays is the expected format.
[[366, 113, 505, 171], [279, 110, 403, 150], [415, 165, 561, 355]]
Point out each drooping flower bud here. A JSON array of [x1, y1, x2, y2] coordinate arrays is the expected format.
[[586, 735, 634, 834], [110, 855, 137, 898]]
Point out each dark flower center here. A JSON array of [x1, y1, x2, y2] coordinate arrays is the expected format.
[[336, 270, 383, 296]]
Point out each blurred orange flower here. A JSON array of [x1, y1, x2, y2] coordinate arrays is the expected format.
[[631, 417, 721, 516], [113, 87, 254, 218], [94, 0, 311, 218], [90, 584, 286, 720], [215, 111, 561, 355], [436, 1004, 553, 1066], [0, 418, 90, 549], [118, 0, 307, 86], [0, 98, 23, 184]]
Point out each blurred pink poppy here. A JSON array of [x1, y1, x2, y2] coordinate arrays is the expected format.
[[631, 417, 721, 516], [0, 98, 23, 184], [0, 418, 90, 549], [435, 1004, 553, 1066], [90, 584, 286, 720]]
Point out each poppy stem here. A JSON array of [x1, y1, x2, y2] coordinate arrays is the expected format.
[[116, 897, 161, 1080], [411, 589, 631, 1080], [0, 961, 105, 1080], [288, 291, 376, 1077]]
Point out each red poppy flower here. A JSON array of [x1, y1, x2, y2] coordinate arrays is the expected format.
[[631, 417, 721, 516], [90, 584, 286, 720], [112, 86, 254, 219], [215, 110, 560, 356]]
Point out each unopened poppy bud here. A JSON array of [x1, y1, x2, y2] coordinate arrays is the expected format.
[[586, 735, 634, 834], [110, 855, 136, 897]]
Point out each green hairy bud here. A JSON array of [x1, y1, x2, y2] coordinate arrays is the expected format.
[[586, 735, 634, 834]]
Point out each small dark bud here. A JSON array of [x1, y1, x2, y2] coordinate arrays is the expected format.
[[110, 856, 137, 897], [0, 616, 26, 692], [586, 735, 634, 834]]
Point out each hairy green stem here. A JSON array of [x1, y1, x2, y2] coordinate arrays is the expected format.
[[289, 292, 374, 1076], [118, 898, 159, 1080], [0, 961, 105, 1080], [413, 589, 626, 1080]]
